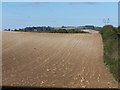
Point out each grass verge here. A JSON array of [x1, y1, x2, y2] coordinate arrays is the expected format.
[[100, 25, 120, 83]]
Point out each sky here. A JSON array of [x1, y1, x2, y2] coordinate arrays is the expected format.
[[2, 2, 118, 30]]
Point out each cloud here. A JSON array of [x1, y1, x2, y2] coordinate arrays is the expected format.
[[68, 2, 99, 5], [84, 2, 98, 4], [27, 2, 50, 5]]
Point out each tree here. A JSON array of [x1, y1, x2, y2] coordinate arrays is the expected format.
[[8, 29, 10, 31], [57, 29, 68, 33]]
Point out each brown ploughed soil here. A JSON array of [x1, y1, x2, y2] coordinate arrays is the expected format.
[[2, 31, 118, 88]]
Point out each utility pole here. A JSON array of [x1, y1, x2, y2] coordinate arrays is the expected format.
[[107, 18, 110, 25], [103, 18, 110, 25], [103, 18, 107, 25]]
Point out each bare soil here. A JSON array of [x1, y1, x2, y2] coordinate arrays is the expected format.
[[2, 31, 118, 88]]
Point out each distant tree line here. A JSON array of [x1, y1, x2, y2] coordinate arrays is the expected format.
[[4, 25, 102, 33], [4, 26, 90, 33], [14, 26, 54, 32]]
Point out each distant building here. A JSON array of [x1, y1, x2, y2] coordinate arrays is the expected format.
[[34, 29, 37, 32], [84, 25, 95, 30], [60, 27, 75, 30], [54, 27, 76, 30]]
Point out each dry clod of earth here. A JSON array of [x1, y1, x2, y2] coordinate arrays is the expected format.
[[2, 31, 118, 88], [82, 85, 86, 88]]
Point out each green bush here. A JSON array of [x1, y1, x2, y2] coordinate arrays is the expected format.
[[57, 29, 68, 33]]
